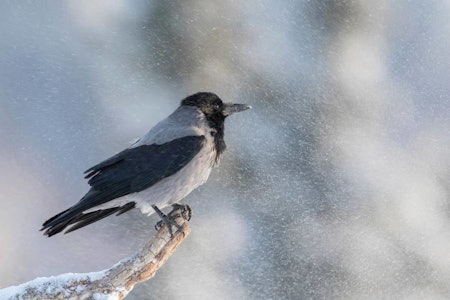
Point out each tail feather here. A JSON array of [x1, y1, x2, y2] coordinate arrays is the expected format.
[[63, 207, 123, 234], [41, 202, 136, 237], [41, 208, 71, 228]]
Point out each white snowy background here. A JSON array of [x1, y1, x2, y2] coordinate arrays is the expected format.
[[1, 1, 450, 299]]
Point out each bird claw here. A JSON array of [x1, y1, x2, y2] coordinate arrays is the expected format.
[[152, 204, 192, 236]]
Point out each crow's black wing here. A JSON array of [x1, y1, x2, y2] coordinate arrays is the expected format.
[[84, 135, 205, 198]]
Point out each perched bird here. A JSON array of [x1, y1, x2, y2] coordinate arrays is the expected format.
[[41, 92, 251, 237]]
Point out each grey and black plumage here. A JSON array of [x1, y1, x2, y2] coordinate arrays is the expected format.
[[41, 92, 251, 237]]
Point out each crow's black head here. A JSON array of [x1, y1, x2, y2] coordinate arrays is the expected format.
[[181, 92, 251, 158], [181, 92, 225, 118]]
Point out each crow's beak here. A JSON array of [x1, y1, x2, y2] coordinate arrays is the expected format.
[[222, 103, 252, 116]]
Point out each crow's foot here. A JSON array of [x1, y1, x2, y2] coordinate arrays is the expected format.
[[152, 204, 191, 236]]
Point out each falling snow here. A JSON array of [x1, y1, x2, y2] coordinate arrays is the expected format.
[[1, 1, 450, 299]]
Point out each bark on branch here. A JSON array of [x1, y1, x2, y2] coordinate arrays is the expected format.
[[0, 206, 191, 300]]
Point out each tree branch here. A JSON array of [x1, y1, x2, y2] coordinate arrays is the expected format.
[[0, 206, 191, 300]]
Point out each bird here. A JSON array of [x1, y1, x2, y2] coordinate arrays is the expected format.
[[41, 92, 251, 237]]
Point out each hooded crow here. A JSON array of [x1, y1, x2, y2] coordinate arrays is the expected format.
[[41, 92, 251, 237]]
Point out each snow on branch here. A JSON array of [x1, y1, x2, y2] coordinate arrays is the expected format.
[[0, 205, 192, 300]]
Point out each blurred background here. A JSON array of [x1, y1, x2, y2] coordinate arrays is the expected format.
[[1, 1, 450, 299]]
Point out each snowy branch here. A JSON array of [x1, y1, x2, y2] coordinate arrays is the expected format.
[[0, 206, 191, 300]]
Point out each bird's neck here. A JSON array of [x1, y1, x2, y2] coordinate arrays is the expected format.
[[204, 114, 226, 162]]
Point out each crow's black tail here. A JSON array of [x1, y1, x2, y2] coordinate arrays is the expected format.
[[40, 202, 136, 237]]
